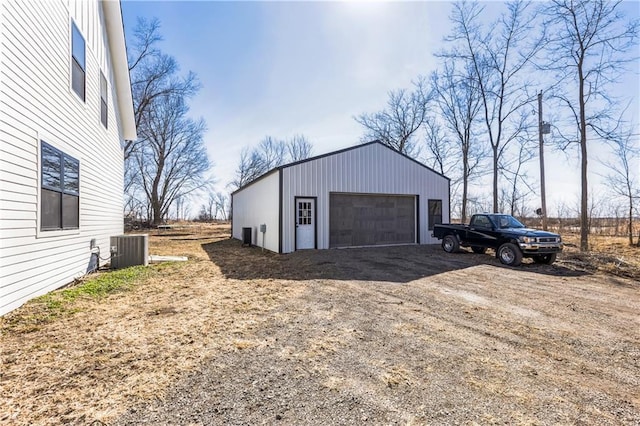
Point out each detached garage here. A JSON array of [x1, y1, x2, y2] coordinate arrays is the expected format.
[[231, 141, 450, 253]]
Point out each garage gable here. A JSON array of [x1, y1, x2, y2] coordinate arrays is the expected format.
[[279, 141, 450, 253]]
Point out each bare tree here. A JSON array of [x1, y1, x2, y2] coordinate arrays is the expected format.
[[442, 1, 544, 214], [287, 134, 313, 161], [197, 204, 211, 222], [173, 195, 192, 221], [229, 137, 286, 190], [125, 17, 207, 223], [230, 135, 313, 190], [499, 136, 537, 217], [207, 191, 217, 220], [423, 120, 452, 176], [600, 127, 639, 245], [126, 18, 200, 161], [230, 147, 266, 190], [541, 0, 638, 251], [554, 200, 571, 233], [198, 189, 228, 221], [431, 60, 485, 223], [134, 93, 210, 225], [257, 137, 288, 170], [198, 189, 217, 221], [423, 119, 465, 219], [495, 107, 538, 217], [213, 191, 229, 220], [355, 77, 431, 157]]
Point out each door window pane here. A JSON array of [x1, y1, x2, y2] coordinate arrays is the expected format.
[[298, 201, 312, 225]]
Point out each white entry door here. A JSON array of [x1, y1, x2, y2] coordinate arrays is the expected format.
[[296, 198, 315, 250]]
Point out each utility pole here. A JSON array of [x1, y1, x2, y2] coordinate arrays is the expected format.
[[538, 91, 549, 231]]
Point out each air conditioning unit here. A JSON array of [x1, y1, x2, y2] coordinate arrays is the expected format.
[[110, 234, 149, 269]]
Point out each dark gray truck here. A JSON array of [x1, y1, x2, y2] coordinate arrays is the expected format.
[[432, 214, 563, 266]]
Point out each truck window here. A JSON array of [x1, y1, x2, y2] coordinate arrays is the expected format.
[[471, 215, 491, 228]]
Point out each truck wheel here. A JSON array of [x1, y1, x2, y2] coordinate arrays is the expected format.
[[497, 243, 522, 266], [533, 253, 557, 265], [442, 234, 460, 253], [471, 246, 487, 254]]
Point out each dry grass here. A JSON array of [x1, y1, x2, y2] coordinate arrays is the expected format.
[[0, 224, 304, 425], [559, 233, 640, 279]]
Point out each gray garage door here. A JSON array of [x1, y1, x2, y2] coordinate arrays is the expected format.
[[329, 193, 416, 248]]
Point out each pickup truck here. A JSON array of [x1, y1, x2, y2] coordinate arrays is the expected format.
[[432, 214, 563, 266]]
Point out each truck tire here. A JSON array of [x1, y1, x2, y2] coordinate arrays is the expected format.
[[533, 253, 557, 265], [442, 234, 460, 253], [471, 246, 487, 254], [497, 243, 522, 266]]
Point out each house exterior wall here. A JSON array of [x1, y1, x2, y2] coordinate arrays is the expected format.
[[231, 171, 280, 252], [280, 143, 449, 253], [0, 0, 128, 315]]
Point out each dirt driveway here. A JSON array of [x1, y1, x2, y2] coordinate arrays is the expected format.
[[115, 238, 639, 425], [2, 230, 639, 425]]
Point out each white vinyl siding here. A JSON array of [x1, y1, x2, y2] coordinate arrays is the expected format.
[[231, 171, 280, 252], [0, 0, 126, 315], [280, 143, 449, 253]]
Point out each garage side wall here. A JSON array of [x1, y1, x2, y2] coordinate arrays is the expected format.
[[281, 143, 449, 253], [231, 171, 280, 252]]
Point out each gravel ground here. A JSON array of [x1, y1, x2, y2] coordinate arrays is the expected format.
[[112, 242, 640, 425]]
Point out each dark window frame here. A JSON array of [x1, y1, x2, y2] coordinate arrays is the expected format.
[[71, 21, 86, 101], [41, 141, 80, 231], [100, 70, 108, 128], [428, 199, 443, 231]]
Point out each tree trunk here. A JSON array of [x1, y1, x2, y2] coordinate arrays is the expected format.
[[152, 202, 162, 226], [493, 146, 499, 213], [462, 155, 469, 223], [578, 61, 589, 252], [510, 176, 517, 216], [629, 199, 634, 246]]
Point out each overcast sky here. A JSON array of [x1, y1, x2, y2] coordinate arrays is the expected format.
[[121, 1, 639, 216]]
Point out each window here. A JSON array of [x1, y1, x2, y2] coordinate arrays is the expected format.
[[471, 215, 491, 228], [428, 199, 442, 230], [100, 71, 108, 128], [298, 202, 312, 225], [71, 22, 85, 101], [41, 142, 79, 230]]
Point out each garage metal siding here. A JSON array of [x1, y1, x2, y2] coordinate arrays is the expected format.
[[231, 171, 280, 252], [280, 143, 449, 253]]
